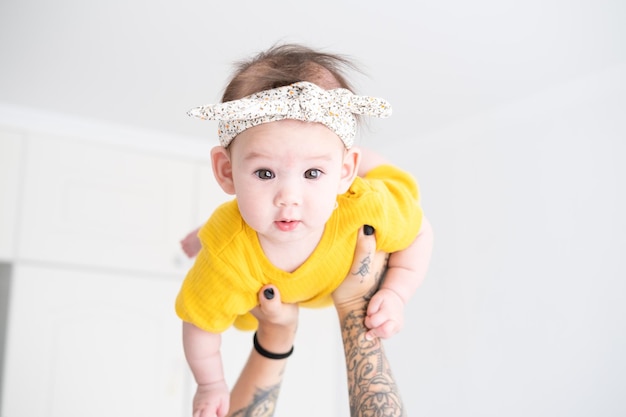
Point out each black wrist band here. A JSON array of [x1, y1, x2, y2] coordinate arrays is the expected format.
[[253, 331, 294, 360]]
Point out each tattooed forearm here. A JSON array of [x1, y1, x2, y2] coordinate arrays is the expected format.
[[341, 308, 406, 417], [229, 383, 281, 417]]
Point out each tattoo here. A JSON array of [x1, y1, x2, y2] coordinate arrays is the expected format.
[[352, 253, 372, 282], [341, 308, 406, 417], [363, 253, 391, 302], [229, 383, 281, 417]]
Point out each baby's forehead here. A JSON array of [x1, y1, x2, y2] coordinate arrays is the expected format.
[[230, 119, 345, 154]]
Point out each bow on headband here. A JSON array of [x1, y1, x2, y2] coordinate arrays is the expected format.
[[187, 81, 392, 148]]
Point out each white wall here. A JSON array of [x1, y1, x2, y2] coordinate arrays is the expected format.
[[376, 63, 626, 416]]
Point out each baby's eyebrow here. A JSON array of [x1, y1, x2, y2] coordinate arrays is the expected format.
[[292, 155, 336, 168], [242, 151, 270, 161], [303, 153, 334, 162]]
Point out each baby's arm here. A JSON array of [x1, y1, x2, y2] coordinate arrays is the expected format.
[[365, 217, 433, 340], [182, 322, 229, 417], [355, 148, 434, 339]]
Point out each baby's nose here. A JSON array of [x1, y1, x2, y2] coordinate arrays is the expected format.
[[274, 182, 302, 207]]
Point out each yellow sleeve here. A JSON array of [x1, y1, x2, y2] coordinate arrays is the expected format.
[[361, 164, 423, 252], [175, 206, 260, 333]]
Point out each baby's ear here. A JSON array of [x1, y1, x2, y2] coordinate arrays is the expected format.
[[211, 146, 236, 195], [338, 147, 361, 194]]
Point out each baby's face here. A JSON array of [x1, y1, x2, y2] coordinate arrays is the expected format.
[[228, 119, 349, 246]]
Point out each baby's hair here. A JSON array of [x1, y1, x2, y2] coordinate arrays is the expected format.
[[222, 43, 360, 103]]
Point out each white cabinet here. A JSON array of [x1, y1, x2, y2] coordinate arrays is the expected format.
[[17, 134, 197, 275], [1, 131, 203, 416], [0, 131, 23, 261], [2, 264, 190, 417]]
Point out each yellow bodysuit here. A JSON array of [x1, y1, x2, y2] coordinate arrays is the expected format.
[[175, 164, 423, 333]]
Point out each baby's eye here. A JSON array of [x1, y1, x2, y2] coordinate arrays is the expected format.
[[254, 169, 275, 180], [304, 169, 323, 179]]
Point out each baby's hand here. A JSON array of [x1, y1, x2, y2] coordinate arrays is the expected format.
[[364, 288, 405, 340], [181, 227, 202, 258], [192, 380, 229, 417]]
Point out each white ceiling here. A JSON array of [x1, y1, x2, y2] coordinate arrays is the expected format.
[[1, 0, 624, 143]]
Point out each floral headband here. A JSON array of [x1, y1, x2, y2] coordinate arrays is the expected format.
[[187, 81, 392, 149]]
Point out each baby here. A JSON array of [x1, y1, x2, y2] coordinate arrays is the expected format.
[[176, 44, 433, 417]]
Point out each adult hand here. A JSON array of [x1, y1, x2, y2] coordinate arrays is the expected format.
[[250, 285, 298, 359]]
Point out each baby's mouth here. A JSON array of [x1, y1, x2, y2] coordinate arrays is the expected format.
[[275, 220, 300, 232]]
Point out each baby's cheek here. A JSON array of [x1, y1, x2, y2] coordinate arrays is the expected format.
[[237, 200, 265, 229]]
